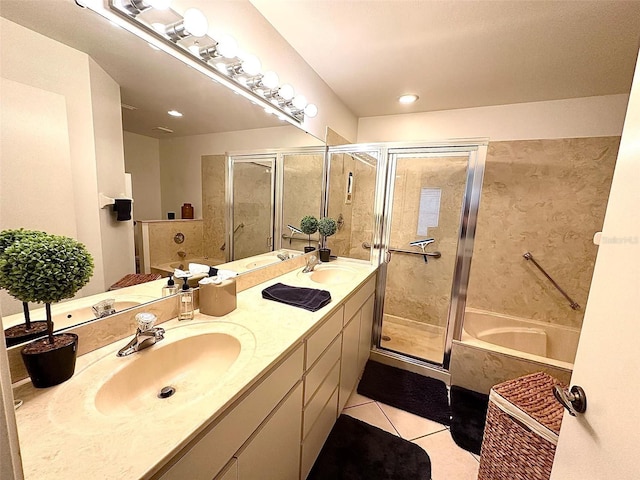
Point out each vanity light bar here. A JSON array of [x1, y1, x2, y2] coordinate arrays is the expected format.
[[81, 0, 316, 125]]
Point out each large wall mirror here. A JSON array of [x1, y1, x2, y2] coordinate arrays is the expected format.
[[0, 0, 325, 346]]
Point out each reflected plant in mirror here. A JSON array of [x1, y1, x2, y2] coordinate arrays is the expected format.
[[317, 217, 338, 262], [300, 215, 319, 253], [0, 230, 94, 387]]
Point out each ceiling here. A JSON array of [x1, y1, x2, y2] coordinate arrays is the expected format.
[[251, 0, 640, 117], [2, 1, 640, 138]]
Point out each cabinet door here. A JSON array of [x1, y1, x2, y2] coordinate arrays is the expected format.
[[357, 295, 375, 374], [338, 311, 361, 412], [236, 383, 303, 480], [214, 459, 237, 480]]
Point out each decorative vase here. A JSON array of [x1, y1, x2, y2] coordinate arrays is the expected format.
[[21, 333, 78, 388], [319, 248, 331, 262]]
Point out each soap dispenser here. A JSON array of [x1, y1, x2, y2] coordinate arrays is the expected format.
[[178, 277, 194, 321], [162, 275, 178, 296]]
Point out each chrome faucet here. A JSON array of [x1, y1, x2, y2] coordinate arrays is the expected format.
[[302, 255, 321, 273], [117, 313, 165, 357], [277, 251, 291, 261]]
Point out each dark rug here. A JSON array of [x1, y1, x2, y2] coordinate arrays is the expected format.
[[357, 361, 451, 426], [449, 385, 490, 455], [308, 415, 431, 480]]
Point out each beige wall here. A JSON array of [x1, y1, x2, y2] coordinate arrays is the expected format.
[[159, 126, 323, 221], [89, 59, 136, 290], [357, 94, 628, 143], [123, 132, 162, 221], [0, 19, 134, 313], [467, 137, 619, 328]]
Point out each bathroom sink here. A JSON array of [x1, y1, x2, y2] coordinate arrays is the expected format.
[[95, 332, 241, 416], [50, 321, 256, 429], [299, 265, 357, 285]]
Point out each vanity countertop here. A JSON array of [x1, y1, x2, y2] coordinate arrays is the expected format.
[[13, 258, 377, 480]]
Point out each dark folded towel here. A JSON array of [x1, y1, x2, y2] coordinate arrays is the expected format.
[[262, 282, 331, 312]]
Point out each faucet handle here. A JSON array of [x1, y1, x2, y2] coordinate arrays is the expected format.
[[136, 312, 157, 332]]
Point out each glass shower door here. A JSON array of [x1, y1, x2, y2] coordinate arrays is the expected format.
[[230, 157, 276, 260], [377, 150, 477, 366]]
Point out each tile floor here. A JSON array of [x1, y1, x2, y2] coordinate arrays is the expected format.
[[342, 391, 480, 480]]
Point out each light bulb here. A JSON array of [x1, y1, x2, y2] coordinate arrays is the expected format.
[[183, 8, 208, 38], [304, 104, 318, 118], [152, 22, 166, 34], [398, 94, 419, 104], [292, 95, 307, 110], [241, 54, 261, 76], [148, 0, 171, 9], [215, 62, 228, 74], [216, 35, 238, 59], [188, 43, 200, 56], [262, 71, 279, 89], [278, 84, 294, 101]]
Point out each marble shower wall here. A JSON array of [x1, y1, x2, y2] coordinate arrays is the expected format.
[[201, 154, 227, 264], [146, 219, 203, 266], [282, 153, 324, 251], [467, 137, 619, 329], [384, 156, 468, 328], [327, 153, 377, 261]]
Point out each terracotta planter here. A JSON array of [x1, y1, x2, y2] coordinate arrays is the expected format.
[[21, 333, 78, 388]]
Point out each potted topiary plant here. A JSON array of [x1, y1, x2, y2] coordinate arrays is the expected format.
[[0, 229, 50, 347], [317, 217, 338, 262], [300, 215, 319, 253], [0, 230, 94, 388]]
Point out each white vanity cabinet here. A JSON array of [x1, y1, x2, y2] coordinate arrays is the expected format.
[[338, 277, 376, 412], [157, 272, 377, 480]]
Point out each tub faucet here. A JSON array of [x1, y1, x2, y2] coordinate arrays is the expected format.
[[277, 251, 291, 261], [117, 313, 164, 357], [302, 255, 320, 273]]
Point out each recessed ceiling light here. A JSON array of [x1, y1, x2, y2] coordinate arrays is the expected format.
[[168, 110, 183, 117], [398, 94, 419, 104], [153, 126, 174, 133]]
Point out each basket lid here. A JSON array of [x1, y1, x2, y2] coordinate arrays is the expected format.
[[492, 371, 566, 434]]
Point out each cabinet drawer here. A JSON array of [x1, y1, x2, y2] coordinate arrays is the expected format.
[[306, 306, 343, 368], [304, 335, 341, 405], [344, 275, 376, 324], [303, 360, 340, 439], [301, 388, 339, 480], [158, 346, 304, 480]]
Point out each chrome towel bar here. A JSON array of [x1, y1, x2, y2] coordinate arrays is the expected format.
[[523, 252, 581, 310], [362, 242, 442, 263]]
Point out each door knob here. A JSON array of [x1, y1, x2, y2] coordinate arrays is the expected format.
[[553, 385, 587, 416]]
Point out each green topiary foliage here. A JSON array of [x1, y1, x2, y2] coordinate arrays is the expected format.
[[299, 216, 319, 235], [0, 230, 94, 304], [318, 217, 338, 238]]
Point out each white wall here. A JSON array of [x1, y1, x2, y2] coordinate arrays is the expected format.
[[159, 125, 324, 219], [0, 18, 136, 311], [89, 59, 136, 288], [357, 94, 629, 142], [123, 132, 162, 221], [171, 0, 358, 142]]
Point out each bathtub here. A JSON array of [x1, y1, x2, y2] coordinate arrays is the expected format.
[[151, 257, 223, 276], [461, 308, 581, 370]]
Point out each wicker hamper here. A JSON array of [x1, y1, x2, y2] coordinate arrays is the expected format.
[[477, 372, 566, 480]]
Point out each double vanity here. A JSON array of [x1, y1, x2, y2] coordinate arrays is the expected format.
[[12, 256, 377, 480]]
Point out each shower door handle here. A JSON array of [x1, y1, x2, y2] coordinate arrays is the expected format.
[[553, 385, 587, 416], [385, 250, 392, 263]]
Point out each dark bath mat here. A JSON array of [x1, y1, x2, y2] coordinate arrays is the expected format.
[[357, 360, 451, 426], [307, 414, 431, 480], [449, 385, 489, 455]]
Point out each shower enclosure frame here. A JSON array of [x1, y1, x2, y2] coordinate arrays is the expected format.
[[326, 140, 487, 381], [226, 146, 327, 261]]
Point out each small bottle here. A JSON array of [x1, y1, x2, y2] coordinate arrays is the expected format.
[[181, 203, 194, 219], [162, 275, 178, 297], [178, 277, 194, 321]]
